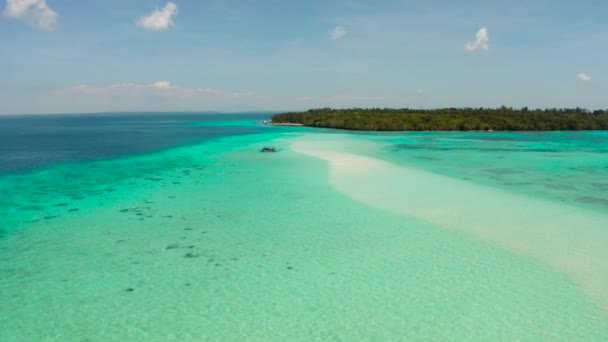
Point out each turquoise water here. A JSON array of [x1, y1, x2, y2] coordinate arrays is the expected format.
[[1, 120, 608, 340]]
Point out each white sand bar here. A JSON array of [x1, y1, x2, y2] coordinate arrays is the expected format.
[[293, 138, 608, 310]]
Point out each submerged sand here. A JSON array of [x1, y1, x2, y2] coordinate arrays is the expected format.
[[293, 138, 608, 311]]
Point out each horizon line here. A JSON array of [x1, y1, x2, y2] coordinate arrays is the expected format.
[[1, 106, 607, 116]]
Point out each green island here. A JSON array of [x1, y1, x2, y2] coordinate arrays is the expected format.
[[271, 107, 608, 131]]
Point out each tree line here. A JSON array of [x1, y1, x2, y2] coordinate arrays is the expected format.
[[271, 107, 608, 131]]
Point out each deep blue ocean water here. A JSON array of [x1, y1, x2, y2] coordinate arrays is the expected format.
[[0, 113, 270, 174]]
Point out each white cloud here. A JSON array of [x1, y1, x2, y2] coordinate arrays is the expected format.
[[3, 0, 58, 30], [153, 81, 174, 89], [137, 2, 178, 31], [577, 73, 592, 82], [70, 82, 253, 98], [331, 26, 347, 41], [416, 89, 424, 94], [465, 27, 489, 52]]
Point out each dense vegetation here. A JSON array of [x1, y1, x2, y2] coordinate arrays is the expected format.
[[272, 107, 608, 131]]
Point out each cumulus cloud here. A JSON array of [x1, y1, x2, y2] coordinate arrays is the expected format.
[[3, 0, 58, 30], [70, 82, 253, 98], [137, 2, 178, 31], [331, 26, 347, 41], [577, 73, 592, 82], [465, 27, 489, 52]]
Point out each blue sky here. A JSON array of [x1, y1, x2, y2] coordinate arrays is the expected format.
[[1, 0, 607, 114]]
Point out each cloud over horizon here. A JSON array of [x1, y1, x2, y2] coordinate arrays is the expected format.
[[137, 2, 178, 31], [465, 27, 489, 52], [70, 82, 254, 98], [3, 0, 58, 30]]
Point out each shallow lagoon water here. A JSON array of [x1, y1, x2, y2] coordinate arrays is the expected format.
[[1, 117, 608, 340]]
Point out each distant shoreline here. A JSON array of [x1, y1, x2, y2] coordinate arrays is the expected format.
[[271, 108, 608, 131]]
